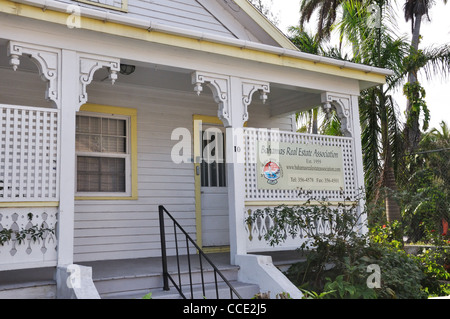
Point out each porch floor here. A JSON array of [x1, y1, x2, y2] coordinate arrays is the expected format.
[[79, 252, 235, 281], [79, 250, 306, 281], [0, 250, 305, 299]]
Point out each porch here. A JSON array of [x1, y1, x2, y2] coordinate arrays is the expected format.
[[0, 3, 388, 297], [0, 251, 305, 299]]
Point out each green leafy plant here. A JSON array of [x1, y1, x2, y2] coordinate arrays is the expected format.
[[247, 193, 444, 298], [142, 292, 152, 299], [300, 288, 336, 299], [0, 213, 55, 246], [323, 274, 377, 299]]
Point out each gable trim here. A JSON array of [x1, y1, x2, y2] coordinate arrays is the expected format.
[[232, 0, 299, 50]]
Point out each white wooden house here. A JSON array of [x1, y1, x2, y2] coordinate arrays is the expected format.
[[0, 0, 391, 298]]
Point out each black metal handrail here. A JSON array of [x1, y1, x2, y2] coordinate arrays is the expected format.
[[159, 205, 242, 299]]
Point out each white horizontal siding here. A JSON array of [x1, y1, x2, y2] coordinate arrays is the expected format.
[[55, 0, 236, 38], [0, 68, 293, 262], [74, 82, 209, 261], [73, 81, 293, 262], [127, 0, 234, 37]]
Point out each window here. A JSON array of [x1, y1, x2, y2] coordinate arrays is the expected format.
[[75, 104, 137, 199], [200, 129, 226, 187], [74, 0, 128, 12]]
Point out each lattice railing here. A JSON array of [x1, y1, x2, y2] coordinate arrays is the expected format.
[[243, 128, 359, 252], [243, 128, 356, 202], [0, 104, 59, 202]]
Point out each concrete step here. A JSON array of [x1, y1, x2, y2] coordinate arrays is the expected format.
[[0, 282, 56, 299], [96, 264, 259, 299], [0, 267, 56, 299], [94, 265, 241, 297], [103, 280, 260, 299]]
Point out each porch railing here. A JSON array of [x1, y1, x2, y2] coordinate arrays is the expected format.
[[158, 205, 242, 299]]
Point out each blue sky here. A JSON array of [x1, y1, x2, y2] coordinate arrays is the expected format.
[[269, 0, 450, 130]]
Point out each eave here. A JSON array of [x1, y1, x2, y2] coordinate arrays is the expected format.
[[0, 0, 393, 89]]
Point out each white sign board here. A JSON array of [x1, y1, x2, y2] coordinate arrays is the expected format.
[[256, 141, 345, 191]]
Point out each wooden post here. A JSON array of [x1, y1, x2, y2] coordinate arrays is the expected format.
[[226, 76, 247, 265], [57, 49, 78, 267]]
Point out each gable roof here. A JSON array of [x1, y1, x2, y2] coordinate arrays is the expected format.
[[41, 0, 297, 49], [0, 0, 392, 88], [198, 0, 299, 50]]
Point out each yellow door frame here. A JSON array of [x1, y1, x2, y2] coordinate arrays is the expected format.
[[193, 115, 230, 253]]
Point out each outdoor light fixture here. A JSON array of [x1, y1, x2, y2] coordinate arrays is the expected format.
[[120, 64, 136, 75]]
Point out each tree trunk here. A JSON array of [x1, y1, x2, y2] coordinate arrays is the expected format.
[[312, 108, 318, 134], [404, 14, 423, 152], [379, 87, 402, 223], [385, 165, 401, 222]]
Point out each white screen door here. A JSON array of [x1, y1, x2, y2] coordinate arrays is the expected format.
[[199, 126, 229, 247]]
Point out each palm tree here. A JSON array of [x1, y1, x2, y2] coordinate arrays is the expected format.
[[417, 121, 450, 186], [288, 27, 322, 134], [299, 0, 360, 40], [288, 27, 344, 135], [402, 0, 448, 152], [337, 0, 409, 222]]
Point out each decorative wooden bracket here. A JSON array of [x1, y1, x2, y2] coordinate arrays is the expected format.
[[7, 41, 60, 108], [321, 92, 353, 137], [242, 80, 270, 123], [192, 71, 231, 127], [78, 54, 120, 107], [192, 72, 270, 127]]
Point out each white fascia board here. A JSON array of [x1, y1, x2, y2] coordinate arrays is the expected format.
[[10, 0, 394, 78]]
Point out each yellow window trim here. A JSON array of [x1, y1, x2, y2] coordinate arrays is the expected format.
[[75, 103, 138, 201]]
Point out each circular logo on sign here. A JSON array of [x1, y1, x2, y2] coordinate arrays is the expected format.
[[263, 161, 282, 185]]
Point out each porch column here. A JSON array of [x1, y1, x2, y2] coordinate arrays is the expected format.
[[227, 77, 270, 264], [350, 95, 367, 233], [57, 49, 78, 266], [58, 52, 120, 266], [192, 72, 269, 264], [226, 77, 247, 264], [321, 92, 367, 233]]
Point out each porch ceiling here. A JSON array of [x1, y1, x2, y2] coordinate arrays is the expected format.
[[92, 59, 323, 117], [0, 39, 322, 117]]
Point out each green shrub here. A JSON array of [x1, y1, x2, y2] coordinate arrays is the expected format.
[[247, 196, 443, 299]]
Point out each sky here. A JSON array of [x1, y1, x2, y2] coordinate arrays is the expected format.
[[266, 0, 450, 131]]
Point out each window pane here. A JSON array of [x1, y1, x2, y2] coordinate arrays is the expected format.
[[76, 115, 127, 154], [102, 136, 126, 153], [77, 156, 126, 192]]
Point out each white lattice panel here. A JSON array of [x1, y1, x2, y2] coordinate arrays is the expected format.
[[243, 128, 356, 202], [0, 207, 58, 270], [0, 104, 59, 202]]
